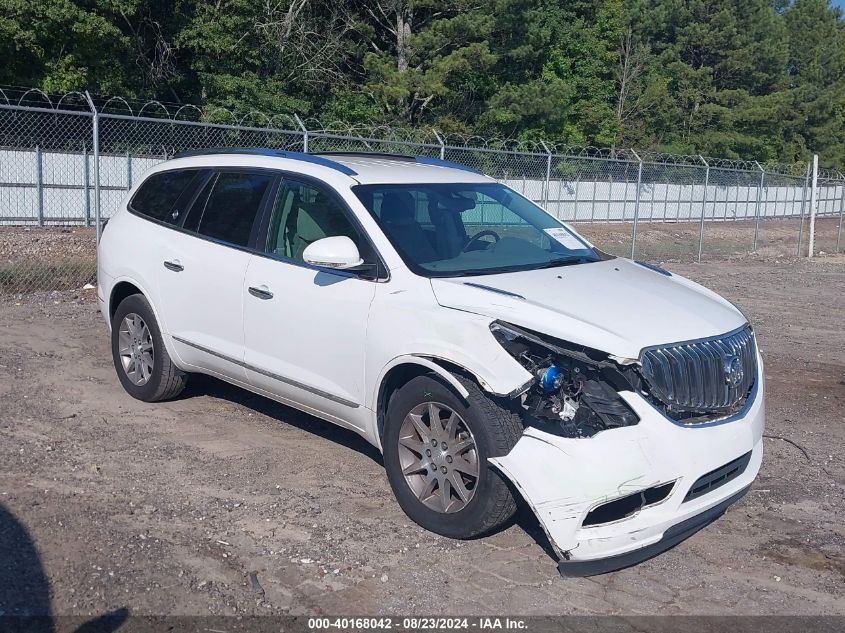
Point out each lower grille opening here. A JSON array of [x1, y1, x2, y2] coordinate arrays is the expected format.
[[683, 451, 752, 503], [583, 482, 675, 527]]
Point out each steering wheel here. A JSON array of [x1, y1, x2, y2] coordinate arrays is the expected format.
[[462, 229, 501, 253]]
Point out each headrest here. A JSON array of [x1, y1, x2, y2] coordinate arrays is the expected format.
[[380, 191, 416, 226], [296, 206, 326, 242]]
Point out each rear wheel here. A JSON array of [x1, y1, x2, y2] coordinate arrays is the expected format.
[[111, 294, 187, 402], [383, 373, 523, 539]]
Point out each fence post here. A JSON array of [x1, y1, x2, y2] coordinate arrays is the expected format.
[[83, 142, 91, 226], [35, 145, 44, 226], [126, 151, 132, 191], [84, 91, 102, 243], [797, 161, 810, 256], [808, 154, 819, 258], [697, 155, 709, 262], [540, 141, 552, 207], [432, 129, 446, 160], [753, 161, 765, 251], [630, 149, 643, 259], [837, 171, 844, 253], [293, 114, 308, 153]]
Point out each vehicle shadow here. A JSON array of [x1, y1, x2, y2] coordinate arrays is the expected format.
[[179, 375, 561, 565], [0, 503, 129, 632], [512, 503, 559, 563], [180, 374, 384, 466]]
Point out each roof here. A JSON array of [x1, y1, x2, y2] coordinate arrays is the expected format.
[[170, 148, 492, 185]]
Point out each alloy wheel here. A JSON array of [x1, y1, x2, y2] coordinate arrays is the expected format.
[[118, 313, 154, 386], [397, 402, 480, 513]]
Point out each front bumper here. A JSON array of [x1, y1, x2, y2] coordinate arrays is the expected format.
[[489, 356, 765, 575], [557, 485, 750, 576]]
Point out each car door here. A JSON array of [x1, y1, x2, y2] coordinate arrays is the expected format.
[[242, 176, 379, 431], [157, 169, 275, 381]]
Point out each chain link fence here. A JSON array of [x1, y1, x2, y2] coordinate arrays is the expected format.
[[1, 87, 843, 293]]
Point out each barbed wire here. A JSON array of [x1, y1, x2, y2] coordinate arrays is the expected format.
[[0, 85, 830, 177]]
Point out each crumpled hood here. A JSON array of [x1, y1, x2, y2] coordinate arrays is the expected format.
[[430, 258, 746, 359]]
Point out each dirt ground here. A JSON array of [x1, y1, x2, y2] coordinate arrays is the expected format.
[[577, 216, 842, 262], [0, 255, 843, 618]]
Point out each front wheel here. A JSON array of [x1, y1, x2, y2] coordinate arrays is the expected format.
[[111, 293, 187, 402], [383, 374, 523, 539]]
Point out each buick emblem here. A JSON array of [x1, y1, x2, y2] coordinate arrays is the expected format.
[[724, 355, 744, 387]]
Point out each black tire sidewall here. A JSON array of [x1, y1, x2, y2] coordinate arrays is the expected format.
[[111, 294, 169, 402], [383, 374, 512, 539]]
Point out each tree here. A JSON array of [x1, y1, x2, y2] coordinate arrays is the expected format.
[[1, 0, 134, 94], [176, 0, 356, 115], [783, 0, 845, 165], [3, 0, 845, 168], [359, 1, 497, 125]]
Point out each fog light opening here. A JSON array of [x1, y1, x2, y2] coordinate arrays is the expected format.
[[582, 482, 675, 527]]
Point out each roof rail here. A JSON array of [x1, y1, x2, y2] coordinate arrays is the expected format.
[[414, 155, 481, 174], [171, 147, 358, 176], [315, 151, 415, 162], [314, 151, 482, 174]]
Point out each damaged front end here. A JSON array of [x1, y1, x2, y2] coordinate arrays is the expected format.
[[490, 321, 640, 438], [486, 320, 765, 576]]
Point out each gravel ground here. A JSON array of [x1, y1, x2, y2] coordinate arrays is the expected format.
[[0, 255, 843, 618], [578, 217, 842, 261], [0, 226, 97, 293]]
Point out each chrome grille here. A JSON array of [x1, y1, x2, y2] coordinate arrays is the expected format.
[[640, 325, 757, 419]]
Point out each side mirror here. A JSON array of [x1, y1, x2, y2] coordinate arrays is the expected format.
[[303, 236, 364, 270]]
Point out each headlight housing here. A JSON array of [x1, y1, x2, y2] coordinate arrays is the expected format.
[[490, 321, 639, 438]]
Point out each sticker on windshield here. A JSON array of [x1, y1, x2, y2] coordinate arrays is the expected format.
[[544, 227, 584, 250]]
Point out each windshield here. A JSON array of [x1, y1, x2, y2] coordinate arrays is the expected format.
[[353, 182, 601, 277]]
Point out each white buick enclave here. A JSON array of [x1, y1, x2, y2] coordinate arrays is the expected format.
[[97, 149, 764, 575]]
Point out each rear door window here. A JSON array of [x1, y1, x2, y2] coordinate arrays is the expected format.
[[130, 169, 201, 224], [195, 172, 273, 247]]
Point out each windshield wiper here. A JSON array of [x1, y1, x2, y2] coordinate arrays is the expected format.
[[430, 257, 595, 278], [446, 266, 527, 277], [537, 255, 598, 268]]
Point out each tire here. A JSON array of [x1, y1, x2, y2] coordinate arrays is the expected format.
[[383, 373, 523, 539], [111, 293, 187, 402]]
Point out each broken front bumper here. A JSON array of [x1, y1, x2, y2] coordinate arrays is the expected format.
[[489, 360, 765, 576]]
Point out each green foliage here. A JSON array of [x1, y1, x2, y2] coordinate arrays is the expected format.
[[1, 0, 134, 93], [2, 0, 845, 166]]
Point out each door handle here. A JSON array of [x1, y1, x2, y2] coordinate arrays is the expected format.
[[163, 259, 184, 272], [248, 285, 274, 300]]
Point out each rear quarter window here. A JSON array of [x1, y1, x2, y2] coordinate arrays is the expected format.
[[129, 170, 201, 224]]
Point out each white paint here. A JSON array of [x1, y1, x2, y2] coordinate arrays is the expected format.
[[157, 223, 252, 381], [430, 258, 745, 359], [242, 252, 376, 433], [303, 236, 364, 269]]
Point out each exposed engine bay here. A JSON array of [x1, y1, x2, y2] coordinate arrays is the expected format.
[[490, 321, 641, 438]]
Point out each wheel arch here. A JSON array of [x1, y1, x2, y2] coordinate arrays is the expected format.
[[107, 276, 184, 370], [374, 355, 482, 448], [109, 280, 144, 322]]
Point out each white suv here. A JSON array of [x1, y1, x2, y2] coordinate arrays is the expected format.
[[97, 149, 765, 575]]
